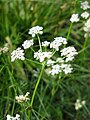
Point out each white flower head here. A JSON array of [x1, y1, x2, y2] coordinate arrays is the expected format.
[[49, 64, 61, 75], [60, 46, 78, 62], [16, 92, 30, 103], [75, 99, 86, 110], [46, 59, 55, 66], [22, 39, 34, 49], [61, 64, 73, 74], [42, 41, 50, 47], [81, 1, 90, 10], [28, 26, 43, 37], [34, 50, 52, 62], [6, 114, 20, 120], [70, 14, 79, 23], [83, 18, 90, 37], [81, 11, 89, 19], [11, 48, 25, 62], [50, 37, 67, 51]]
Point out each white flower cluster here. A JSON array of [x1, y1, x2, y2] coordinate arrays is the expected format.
[[6, 114, 20, 120], [48, 62, 73, 75], [70, 14, 79, 23], [50, 37, 67, 51], [81, 11, 89, 19], [22, 39, 34, 49], [49, 64, 61, 75], [61, 64, 73, 74], [80, 1, 90, 10], [42, 41, 50, 47], [0, 43, 9, 55], [60, 46, 78, 62], [47, 59, 55, 66], [11, 39, 34, 62], [83, 18, 90, 37], [75, 99, 86, 110], [11, 48, 25, 62], [46, 46, 78, 75], [28, 26, 43, 37], [34, 50, 52, 62], [16, 92, 30, 103]]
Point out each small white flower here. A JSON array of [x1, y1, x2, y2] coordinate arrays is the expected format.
[[70, 14, 79, 23], [49, 64, 61, 75], [81, 100, 86, 105], [6, 114, 20, 120], [61, 64, 73, 74], [42, 41, 50, 47], [11, 48, 25, 62], [28, 26, 43, 37], [50, 37, 67, 51], [60, 46, 78, 62], [75, 99, 86, 110], [81, 1, 90, 10], [84, 18, 90, 32], [83, 18, 90, 37], [34, 50, 52, 62], [16, 92, 30, 103], [22, 39, 34, 49], [81, 11, 89, 19], [46, 59, 55, 66], [6, 114, 12, 120]]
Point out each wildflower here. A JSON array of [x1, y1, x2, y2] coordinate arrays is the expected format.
[[42, 41, 50, 47], [16, 92, 30, 103], [60, 46, 78, 62], [81, 1, 90, 10], [49, 64, 61, 75], [61, 64, 73, 74], [50, 37, 67, 51], [46, 59, 55, 66], [81, 11, 89, 19], [83, 18, 90, 37], [11, 48, 25, 62], [75, 99, 86, 110], [22, 39, 34, 49], [6, 114, 20, 120], [70, 14, 79, 23], [28, 26, 43, 37], [34, 50, 52, 62]]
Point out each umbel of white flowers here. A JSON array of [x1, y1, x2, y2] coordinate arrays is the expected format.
[[11, 26, 78, 75], [6, 114, 20, 120], [16, 92, 30, 103], [75, 99, 86, 110]]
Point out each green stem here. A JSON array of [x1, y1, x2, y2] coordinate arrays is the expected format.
[[66, 22, 73, 41], [30, 62, 46, 107], [37, 34, 42, 51], [83, 36, 88, 49]]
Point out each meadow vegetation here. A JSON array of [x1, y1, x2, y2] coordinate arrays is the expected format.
[[0, 0, 90, 120]]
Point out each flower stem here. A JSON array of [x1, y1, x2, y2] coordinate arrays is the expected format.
[[66, 22, 73, 41], [30, 62, 45, 107], [37, 34, 42, 51]]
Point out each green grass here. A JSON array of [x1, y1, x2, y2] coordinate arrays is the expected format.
[[0, 0, 90, 120]]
